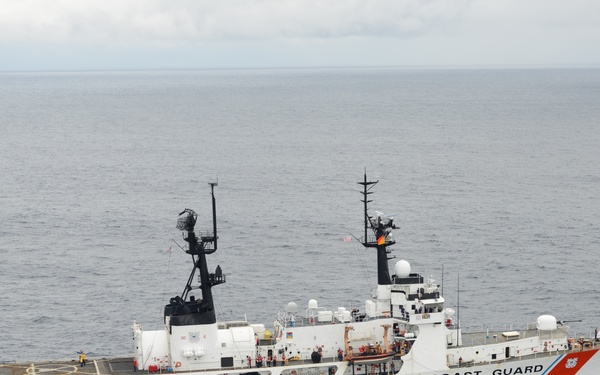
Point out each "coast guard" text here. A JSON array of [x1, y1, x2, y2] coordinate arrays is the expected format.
[[436, 364, 544, 375]]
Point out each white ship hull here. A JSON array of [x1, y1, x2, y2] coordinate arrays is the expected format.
[[132, 345, 600, 375]]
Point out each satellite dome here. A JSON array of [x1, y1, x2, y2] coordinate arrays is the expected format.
[[308, 299, 318, 309], [394, 260, 411, 278], [536, 315, 557, 331], [286, 302, 298, 314]]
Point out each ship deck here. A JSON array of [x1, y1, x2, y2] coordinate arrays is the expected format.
[[459, 326, 567, 346], [2, 336, 598, 375], [0, 357, 134, 375], [0, 356, 347, 375]]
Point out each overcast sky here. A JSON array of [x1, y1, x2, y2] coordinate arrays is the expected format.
[[1, 0, 599, 71]]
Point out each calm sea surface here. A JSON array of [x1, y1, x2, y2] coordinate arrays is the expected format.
[[1, 67, 599, 362]]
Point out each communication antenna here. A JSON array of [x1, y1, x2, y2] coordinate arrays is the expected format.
[[457, 273, 461, 338]]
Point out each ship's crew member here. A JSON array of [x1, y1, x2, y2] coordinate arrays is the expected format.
[[256, 354, 263, 368], [267, 355, 272, 367], [458, 357, 462, 367], [272, 354, 277, 367], [337, 348, 344, 361], [78, 351, 87, 367], [132, 358, 138, 372], [247, 356, 252, 368], [311, 350, 321, 363], [281, 353, 286, 366]]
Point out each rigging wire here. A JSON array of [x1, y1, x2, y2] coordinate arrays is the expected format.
[[349, 237, 376, 305], [140, 240, 177, 368], [157, 241, 177, 328]]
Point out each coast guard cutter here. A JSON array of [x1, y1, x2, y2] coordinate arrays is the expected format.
[[132, 176, 600, 374]]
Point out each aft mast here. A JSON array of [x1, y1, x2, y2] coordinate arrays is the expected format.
[[164, 182, 224, 326], [358, 173, 395, 285]]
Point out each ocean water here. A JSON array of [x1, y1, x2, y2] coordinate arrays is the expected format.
[[1, 67, 599, 362]]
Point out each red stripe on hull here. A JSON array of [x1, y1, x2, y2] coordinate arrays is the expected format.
[[546, 349, 599, 374]]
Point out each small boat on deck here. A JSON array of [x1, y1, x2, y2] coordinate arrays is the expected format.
[[344, 325, 395, 365]]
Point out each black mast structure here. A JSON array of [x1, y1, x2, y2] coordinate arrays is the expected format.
[[358, 173, 397, 285], [165, 182, 224, 327]]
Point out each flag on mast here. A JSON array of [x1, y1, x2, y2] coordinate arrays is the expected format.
[[377, 235, 385, 245]]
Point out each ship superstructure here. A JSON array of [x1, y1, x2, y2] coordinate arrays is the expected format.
[[132, 176, 600, 375]]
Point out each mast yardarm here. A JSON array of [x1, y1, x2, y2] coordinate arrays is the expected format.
[[358, 173, 397, 285]]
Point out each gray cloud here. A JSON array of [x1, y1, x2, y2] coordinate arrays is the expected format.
[[1, 0, 599, 70], [1, 0, 474, 43]]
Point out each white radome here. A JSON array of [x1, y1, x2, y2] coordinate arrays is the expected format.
[[394, 259, 411, 278], [536, 315, 558, 331]]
